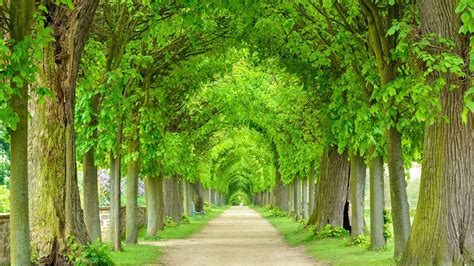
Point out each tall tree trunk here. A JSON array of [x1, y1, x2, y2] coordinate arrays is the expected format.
[[126, 137, 139, 244], [182, 180, 188, 216], [309, 160, 315, 216], [287, 183, 292, 212], [386, 128, 411, 258], [82, 95, 101, 242], [369, 150, 386, 250], [111, 121, 124, 251], [349, 151, 367, 237], [308, 146, 350, 230], [271, 142, 287, 210], [83, 149, 101, 242], [29, 1, 97, 263], [109, 154, 117, 242], [401, 1, 473, 264], [145, 175, 159, 237], [294, 178, 301, 220], [302, 177, 308, 219], [9, 0, 33, 264], [186, 182, 193, 216], [157, 174, 164, 230]]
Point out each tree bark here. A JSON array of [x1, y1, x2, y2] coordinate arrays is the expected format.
[[271, 142, 287, 210], [9, 0, 33, 264], [294, 178, 301, 220], [182, 180, 188, 216], [401, 1, 473, 264], [386, 127, 411, 258], [28, 1, 97, 263], [82, 94, 101, 242], [309, 160, 315, 217], [83, 149, 101, 242], [308, 146, 350, 230], [109, 154, 117, 242], [369, 150, 386, 250], [349, 151, 367, 237], [126, 138, 139, 243], [302, 177, 308, 219], [157, 174, 164, 230], [145, 176, 159, 237]]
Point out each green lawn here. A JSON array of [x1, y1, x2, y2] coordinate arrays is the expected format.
[[254, 206, 395, 266], [110, 205, 227, 265]]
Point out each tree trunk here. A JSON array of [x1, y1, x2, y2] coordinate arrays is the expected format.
[[286, 184, 292, 212], [9, 0, 34, 264], [309, 160, 315, 216], [308, 146, 350, 230], [28, 1, 97, 263], [83, 149, 101, 242], [145, 176, 159, 237], [82, 94, 101, 242], [163, 178, 171, 219], [109, 154, 117, 242], [293, 179, 299, 220], [182, 180, 188, 216], [386, 127, 411, 258], [302, 177, 308, 219], [271, 142, 287, 210], [349, 151, 367, 237], [157, 174, 164, 230], [126, 138, 139, 243], [9, 1, 33, 264], [186, 182, 193, 216], [369, 151, 386, 250], [401, 1, 473, 264]]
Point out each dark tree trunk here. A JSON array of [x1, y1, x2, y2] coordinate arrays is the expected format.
[[294, 178, 301, 220], [369, 150, 386, 250], [349, 151, 367, 237], [308, 146, 350, 230], [109, 154, 117, 242], [28, 1, 97, 263], [9, 0, 33, 264], [401, 1, 473, 264]]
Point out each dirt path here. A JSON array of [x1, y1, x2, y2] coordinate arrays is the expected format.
[[145, 206, 316, 266]]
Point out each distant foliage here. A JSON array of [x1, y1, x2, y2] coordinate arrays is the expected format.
[[228, 190, 250, 206], [265, 205, 287, 218], [0, 185, 9, 213]]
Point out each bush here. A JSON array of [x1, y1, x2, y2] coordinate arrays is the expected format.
[[310, 224, 349, 239], [164, 217, 178, 228], [267, 207, 287, 218], [203, 201, 212, 212], [66, 237, 114, 266], [346, 234, 370, 248], [0, 185, 9, 213], [181, 215, 191, 224]]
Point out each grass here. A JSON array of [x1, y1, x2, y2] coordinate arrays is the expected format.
[[110, 244, 161, 266], [110, 205, 227, 265], [138, 205, 227, 241], [254, 206, 395, 266]]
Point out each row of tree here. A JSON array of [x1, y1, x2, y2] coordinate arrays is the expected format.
[[1, 0, 472, 265]]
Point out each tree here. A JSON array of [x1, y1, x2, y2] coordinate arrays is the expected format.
[[401, 1, 473, 264], [28, 1, 98, 262]]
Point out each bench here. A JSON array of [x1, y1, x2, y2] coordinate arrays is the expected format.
[[191, 201, 205, 219]]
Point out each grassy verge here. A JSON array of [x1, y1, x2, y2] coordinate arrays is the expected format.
[[109, 244, 161, 266], [254, 206, 395, 266], [110, 205, 227, 265]]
